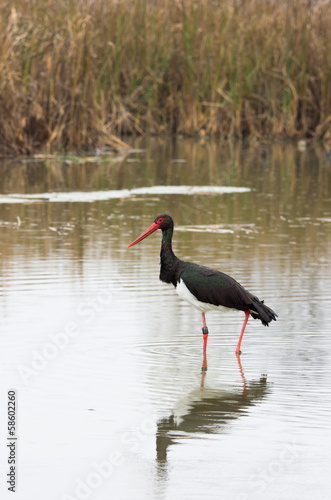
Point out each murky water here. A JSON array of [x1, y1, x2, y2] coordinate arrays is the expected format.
[[1, 138, 331, 500]]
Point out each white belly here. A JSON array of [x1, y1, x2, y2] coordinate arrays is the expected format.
[[176, 278, 231, 314]]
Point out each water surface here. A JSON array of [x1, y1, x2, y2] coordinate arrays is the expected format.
[[1, 138, 331, 500]]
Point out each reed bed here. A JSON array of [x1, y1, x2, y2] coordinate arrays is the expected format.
[[1, 0, 331, 155]]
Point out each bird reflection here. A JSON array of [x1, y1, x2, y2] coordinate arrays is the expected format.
[[156, 353, 269, 469]]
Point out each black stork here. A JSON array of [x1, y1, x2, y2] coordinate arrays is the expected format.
[[128, 214, 277, 354]]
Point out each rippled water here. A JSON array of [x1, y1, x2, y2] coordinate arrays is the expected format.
[[1, 138, 331, 500]]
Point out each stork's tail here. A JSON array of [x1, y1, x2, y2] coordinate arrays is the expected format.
[[250, 298, 277, 326]]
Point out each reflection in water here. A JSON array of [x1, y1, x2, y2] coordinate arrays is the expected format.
[[156, 354, 270, 474], [0, 138, 330, 291]]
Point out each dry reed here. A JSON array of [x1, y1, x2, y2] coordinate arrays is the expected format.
[[1, 0, 331, 155]]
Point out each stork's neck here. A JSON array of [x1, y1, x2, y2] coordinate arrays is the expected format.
[[159, 223, 181, 286], [161, 223, 173, 251]]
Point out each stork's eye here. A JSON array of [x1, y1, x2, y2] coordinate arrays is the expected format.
[[157, 217, 165, 224]]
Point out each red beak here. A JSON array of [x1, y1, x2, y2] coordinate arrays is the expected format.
[[127, 222, 159, 248]]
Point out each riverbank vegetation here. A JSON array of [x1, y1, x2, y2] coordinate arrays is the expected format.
[[1, 0, 331, 155]]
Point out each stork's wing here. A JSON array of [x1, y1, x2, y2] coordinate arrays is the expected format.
[[178, 263, 277, 325]]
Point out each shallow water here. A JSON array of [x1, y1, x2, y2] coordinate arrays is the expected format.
[[1, 138, 331, 500]]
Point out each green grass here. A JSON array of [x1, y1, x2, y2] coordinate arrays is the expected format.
[[1, 0, 331, 155]]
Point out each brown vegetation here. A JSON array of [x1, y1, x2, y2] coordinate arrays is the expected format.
[[1, 0, 331, 155]]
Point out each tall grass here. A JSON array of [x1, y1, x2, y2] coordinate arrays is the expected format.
[[1, 0, 331, 155]]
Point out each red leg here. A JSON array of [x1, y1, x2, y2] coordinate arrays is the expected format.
[[201, 350, 207, 388], [202, 312, 208, 352], [236, 310, 250, 354]]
